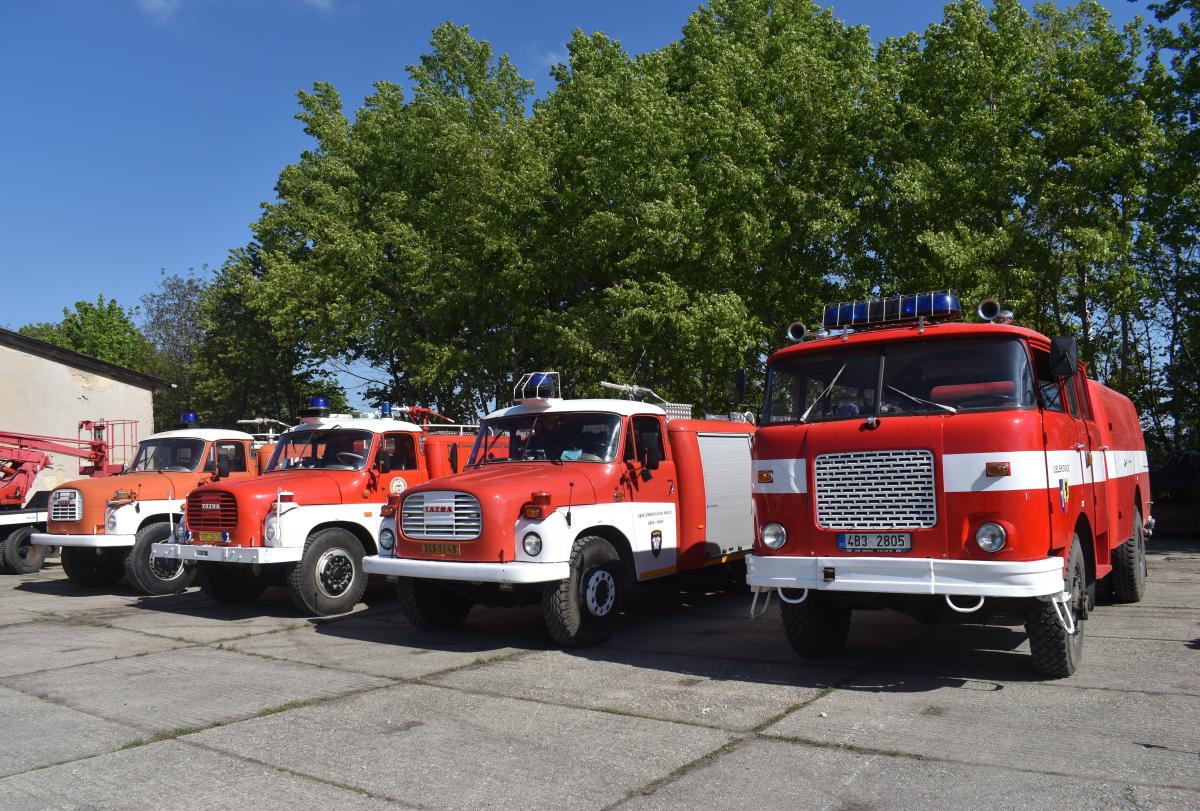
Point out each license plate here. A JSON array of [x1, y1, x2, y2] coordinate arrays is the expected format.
[[837, 532, 911, 552], [421, 543, 461, 556], [198, 532, 223, 544]]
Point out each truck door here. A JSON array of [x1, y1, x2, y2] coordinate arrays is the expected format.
[[622, 415, 679, 577], [1034, 350, 1085, 553], [1072, 373, 1110, 562], [375, 432, 427, 497]]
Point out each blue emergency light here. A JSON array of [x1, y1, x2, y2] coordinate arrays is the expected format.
[[822, 291, 961, 330], [180, 410, 199, 425], [309, 396, 330, 409], [381, 402, 393, 418], [514, 371, 561, 401]]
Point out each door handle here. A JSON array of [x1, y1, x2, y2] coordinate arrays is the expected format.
[[1074, 443, 1086, 451]]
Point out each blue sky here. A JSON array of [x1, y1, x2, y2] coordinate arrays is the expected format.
[[1, 0, 1151, 337]]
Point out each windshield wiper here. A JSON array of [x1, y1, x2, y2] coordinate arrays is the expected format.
[[886, 385, 957, 414], [800, 364, 848, 422]]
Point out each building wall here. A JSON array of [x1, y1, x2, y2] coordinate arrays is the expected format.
[[0, 344, 155, 499]]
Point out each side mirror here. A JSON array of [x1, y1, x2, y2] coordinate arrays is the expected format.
[[377, 456, 391, 474], [217, 456, 231, 478], [1050, 336, 1078, 379], [639, 444, 662, 472], [732, 369, 746, 405], [203, 459, 217, 474], [449, 443, 459, 474]]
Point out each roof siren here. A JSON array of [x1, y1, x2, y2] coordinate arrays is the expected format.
[[978, 298, 1015, 325], [785, 321, 807, 343], [177, 410, 200, 430], [299, 395, 331, 419]]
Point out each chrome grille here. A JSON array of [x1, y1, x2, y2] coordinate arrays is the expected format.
[[186, 491, 238, 531], [49, 489, 82, 522], [401, 491, 481, 540], [814, 450, 937, 530]]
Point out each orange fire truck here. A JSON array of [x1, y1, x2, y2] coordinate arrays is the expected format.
[[745, 292, 1153, 677], [363, 373, 756, 646], [151, 399, 476, 616], [31, 413, 265, 594]]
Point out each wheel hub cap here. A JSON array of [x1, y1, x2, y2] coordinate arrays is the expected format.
[[316, 548, 355, 598], [585, 569, 616, 617]]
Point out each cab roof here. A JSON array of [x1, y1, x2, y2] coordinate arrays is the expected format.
[[143, 428, 256, 442], [289, 415, 425, 434], [768, 321, 1052, 365], [487, 398, 666, 420]]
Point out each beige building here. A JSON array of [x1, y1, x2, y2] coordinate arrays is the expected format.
[[0, 328, 166, 497]]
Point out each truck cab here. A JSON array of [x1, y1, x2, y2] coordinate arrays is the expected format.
[[152, 401, 475, 616], [746, 292, 1153, 677], [31, 417, 260, 594], [364, 372, 756, 645]]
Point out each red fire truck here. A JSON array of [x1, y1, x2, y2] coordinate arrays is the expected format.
[[745, 292, 1153, 677], [364, 373, 756, 646], [32, 413, 264, 594], [151, 399, 476, 616]]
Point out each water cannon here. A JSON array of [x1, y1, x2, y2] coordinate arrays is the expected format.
[[785, 321, 807, 343], [978, 297, 1015, 325], [600, 381, 662, 402], [299, 396, 331, 419]]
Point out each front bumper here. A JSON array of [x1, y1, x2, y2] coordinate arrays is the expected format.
[[31, 533, 135, 549], [363, 554, 570, 584], [745, 554, 1063, 598], [151, 542, 301, 565]]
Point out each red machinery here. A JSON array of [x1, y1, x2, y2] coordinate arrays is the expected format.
[[0, 419, 137, 574]]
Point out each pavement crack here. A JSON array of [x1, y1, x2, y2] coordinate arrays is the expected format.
[[608, 737, 744, 807]]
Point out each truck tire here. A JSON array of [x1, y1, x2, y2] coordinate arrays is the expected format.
[[543, 535, 624, 647], [285, 528, 367, 616], [780, 592, 852, 658], [396, 578, 473, 629], [1026, 535, 1086, 678], [60, 547, 126, 588], [1111, 506, 1148, 603], [1, 527, 46, 575], [197, 562, 268, 604], [124, 523, 196, 595]]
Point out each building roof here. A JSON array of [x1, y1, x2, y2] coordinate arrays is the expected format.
[[0, 327, 169, 391]]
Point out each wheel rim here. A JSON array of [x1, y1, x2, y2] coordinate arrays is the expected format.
[[316, 548, 356, 598], [1068, 556, 1084, 637], [17, 540, 36, 563], [149, 552, 185, 581], [584, 569, 616, 617]]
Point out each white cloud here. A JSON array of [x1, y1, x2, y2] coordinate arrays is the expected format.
[[135, 0, 184, 22], [536, 49, 567, 69]]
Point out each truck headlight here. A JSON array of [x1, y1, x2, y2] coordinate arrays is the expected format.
[[174, 522, 186, 541], [975, 522, 1007, 553], [105, 511, 118, 532], [762, 523, 787, 550], [522, 532, 542, 556], [379, 528, 395, 553], [264, 519, 279, 546]]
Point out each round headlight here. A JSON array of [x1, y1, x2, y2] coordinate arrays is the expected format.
[[380, 528, 395, 553], [522, 532, 542, 557], [762, 522, 787, 550], [264, 521, 278, 544], [105, 512, 117, 532], [174, 522, 186, 540], [976, 521, 1007, 553]]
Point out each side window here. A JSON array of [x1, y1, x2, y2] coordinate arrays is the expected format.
[[1063, 376, 1080, 418], [1075, 376, 1093, 419], [632, 416, 666, 464], [381, 433, 417, 470], [215, 441, 248, 473], [1032, 350, 1066, 413]]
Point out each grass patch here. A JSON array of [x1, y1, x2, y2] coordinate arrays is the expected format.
[[920, 705, 946, 717], [623, 738, 743, 801]]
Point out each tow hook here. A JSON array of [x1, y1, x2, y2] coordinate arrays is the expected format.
[[1045, 590, 1077, 635], [1144, 516, 1156, 537]]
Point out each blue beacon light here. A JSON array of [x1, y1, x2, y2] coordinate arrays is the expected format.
[[381, 402, 393, 418], [309, 396, 330, 409], [822, 291, 961, 330], [181, 411, 199, 424]]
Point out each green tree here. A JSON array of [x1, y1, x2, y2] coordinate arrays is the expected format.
[[20, 295, 154, 372]]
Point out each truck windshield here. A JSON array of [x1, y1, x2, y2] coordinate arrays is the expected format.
[[127, 438, 206, 472], [468, 413, 623, 464], [266, 429, 375, 471], [764, 338, 1036, 424]]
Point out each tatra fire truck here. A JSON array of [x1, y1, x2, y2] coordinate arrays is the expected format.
[[746, 292, 1153, 677], [363, 373, 756, 646], [151, 399, 476, 616], [31, 414, 264, 595]]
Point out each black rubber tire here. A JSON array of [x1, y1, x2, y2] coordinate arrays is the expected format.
[[1, 526, 46, 575], [396, 578, 473, 629], [1111, 506, 1148, 603], [197, 562, 268, 604], [60, 546, 126, 588], [123, 523, 196, 595], [1026, 535, 1086, 678], [542, 535, 624, 647], [780, 592, 852, 658], [285, 528, 367, 616]]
